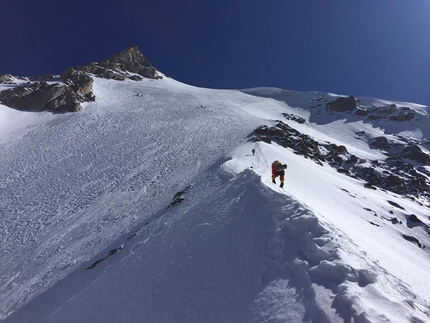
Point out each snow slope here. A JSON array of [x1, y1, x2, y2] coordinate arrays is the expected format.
[[1, 77, 430, 322]]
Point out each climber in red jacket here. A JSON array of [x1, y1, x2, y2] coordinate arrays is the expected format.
[[271, 160, 287, 188]]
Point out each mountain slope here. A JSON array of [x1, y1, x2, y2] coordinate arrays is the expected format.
[[1, 76, 430, 322], [0, 76, 284, 319]]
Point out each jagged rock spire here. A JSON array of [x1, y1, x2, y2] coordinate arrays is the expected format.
[[71, 45, 160, 81], [105, 45, 156, 77]]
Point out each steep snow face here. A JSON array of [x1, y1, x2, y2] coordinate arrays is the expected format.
[[225, 142, 430, 320], [1, 78, 430, 322], [0, 77, 286, 319], [6, 143, 430, 323]]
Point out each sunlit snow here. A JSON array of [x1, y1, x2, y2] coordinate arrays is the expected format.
[[1, 76, 429, 322]]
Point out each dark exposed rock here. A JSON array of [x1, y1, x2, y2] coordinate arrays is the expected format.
[[364, 182, 377, 190], [409, 169, 428, 186], [105, 45, 158, 78], [251, 122, 325, 165], [282, 113, 306, 124], [360, 167, 377, 181], [85, 246, 124, 270], [0, 68, 92, 113], [72, 45, 160, 81], [347, 155, 359, 164], [408, 214, 423, 224], [331, 155, 344, 165], [130, 75, 144, 81], [402, 234, 423, 248], [326, 95, 357, 112], [0, 46, 160, 113], [0, 81, 82, 112], [389, 109, 416, 122], [61, 67, 94, 98], [250, 120, 430, 202], [406, 215, 430, 236], [384, 175, 403, 188], [168, 185, 192, 208], [371, 137, 389, 149], [387, 200, 405, 210], [0, 71, 91, 113], [81, 64, 128, 81], [401, 145, 430, 164], [336, 145, 347, 153], [338, 102, 423, 124], [354, 108, 368, 117]]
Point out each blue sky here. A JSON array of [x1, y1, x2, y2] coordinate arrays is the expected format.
[[2, 0, 430, 105]]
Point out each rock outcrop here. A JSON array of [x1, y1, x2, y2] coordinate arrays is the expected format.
[[0, 81, 82, 112], [326, 95, 357, 112], [250, 119, 430, 202], [322, 96, 421, 124], [68, 45, 160, 81], [401, 145, 430, 164], [61, 67, 95, 100], [389, 109, 416, 122], [0, 46, 159, 113]]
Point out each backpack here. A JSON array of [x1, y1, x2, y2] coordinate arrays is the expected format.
[[276, 164, 287, 171], [273, 160, 287, 172]]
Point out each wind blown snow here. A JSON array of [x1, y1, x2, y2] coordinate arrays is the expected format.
[[1, 77, 430, 322]]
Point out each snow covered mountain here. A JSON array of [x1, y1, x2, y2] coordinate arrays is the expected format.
[[1, 48, 430, 322]]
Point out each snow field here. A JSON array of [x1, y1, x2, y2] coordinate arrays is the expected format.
[[0, 77, 284, 319], [1, 77, 430, 322]]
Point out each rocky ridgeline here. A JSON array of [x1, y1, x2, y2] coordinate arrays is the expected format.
[[251, 118, 430, 204], [0, 46, 159, 112], [325, 95, 419, 122]]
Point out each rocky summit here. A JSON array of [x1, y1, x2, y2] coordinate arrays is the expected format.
[[70, 45, 160, 81], [0, 46, 159, 112]]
